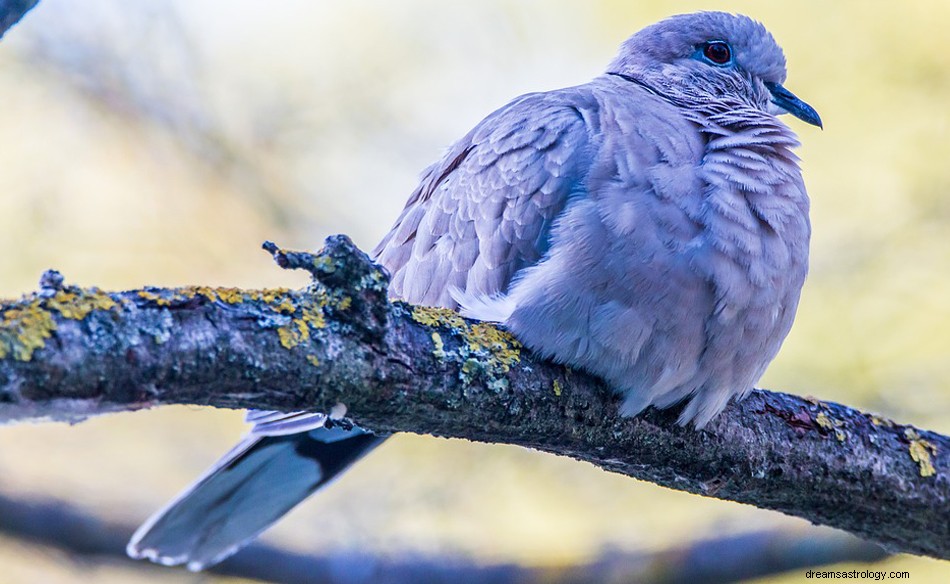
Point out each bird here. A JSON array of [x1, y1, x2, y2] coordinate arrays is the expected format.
[[127, 11, 821, 570]]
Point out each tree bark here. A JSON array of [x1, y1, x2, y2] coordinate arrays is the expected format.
[[0, 236, 946, 560]]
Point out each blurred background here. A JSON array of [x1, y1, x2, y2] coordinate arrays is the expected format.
[[0, 0, 948, 582]]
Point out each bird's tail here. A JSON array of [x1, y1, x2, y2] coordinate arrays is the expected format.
[[127, 423, 384, 571]]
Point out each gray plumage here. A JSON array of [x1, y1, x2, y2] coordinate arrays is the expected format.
[[128, 11, 819, 570], [378, 11, 815, 426]]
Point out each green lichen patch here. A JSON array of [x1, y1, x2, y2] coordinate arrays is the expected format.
[[904, 428, 938, 478], [553, 379, 563, 397]]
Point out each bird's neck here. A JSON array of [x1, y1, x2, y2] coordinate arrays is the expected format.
[[690, 108, 810, 288], [693, 107, 804, 194]]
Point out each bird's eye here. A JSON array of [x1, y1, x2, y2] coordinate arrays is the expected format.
[[702, 41, 732, 65]]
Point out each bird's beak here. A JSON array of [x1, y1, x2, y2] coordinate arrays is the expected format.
[[764, 81, 822, 129]]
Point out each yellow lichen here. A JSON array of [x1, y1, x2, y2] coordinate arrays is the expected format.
[[2, 286, 121, 361], [0, 300, 56, 361], [214, 287, 246, 304], [306, 355, 320, 367], [133, 285, 329, 351], [300, 304, 326, 329], [336, 296, 352, 310], [137, 290, 171, 306], [553, 379, 562, 397], [411, 306, 466, 329], [467, 322, 522, 371], [431, 331, 446, 359], [239, 287, 294, 310], [278, 318, 311, 349], [47, 289, 116, 320], [312, 255, 337, 273], [137, 286, 262, 306], [192, 286, 218, 303], [411, 306, 522, 383], [814, 412, 846, 442], [138, 287, 200, 306], [260, 288, 291, 303], [277, 301, 326, 350], [904, 428, 937, 478], [870, 414, 895, 428]]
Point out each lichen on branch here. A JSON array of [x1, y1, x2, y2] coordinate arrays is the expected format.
[[0, 235, 947, 561]]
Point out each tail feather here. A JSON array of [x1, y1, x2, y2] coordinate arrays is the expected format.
[[127, 427, 384, 571]]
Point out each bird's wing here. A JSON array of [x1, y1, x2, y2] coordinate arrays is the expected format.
[[239, 94, 594, 437], [373, 89, 596, 309]]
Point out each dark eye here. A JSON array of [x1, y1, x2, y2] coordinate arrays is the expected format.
[[703, 41, 732, 65]]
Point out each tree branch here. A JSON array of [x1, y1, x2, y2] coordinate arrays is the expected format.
[[0, 491, 888, 584], [0, 235, 946, 560]]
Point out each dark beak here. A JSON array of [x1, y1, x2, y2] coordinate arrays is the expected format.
[[764, 81, 822, 129]]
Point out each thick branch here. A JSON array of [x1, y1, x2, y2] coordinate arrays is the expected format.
[[0, 235, 946, 559]]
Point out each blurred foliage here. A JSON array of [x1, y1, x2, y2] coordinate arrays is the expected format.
[[0, 0, 947, 582]]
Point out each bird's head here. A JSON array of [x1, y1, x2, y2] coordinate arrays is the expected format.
[[608, 12, 821, 128]]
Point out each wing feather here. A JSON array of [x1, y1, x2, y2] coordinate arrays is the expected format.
[[373, 91, 595, 308]]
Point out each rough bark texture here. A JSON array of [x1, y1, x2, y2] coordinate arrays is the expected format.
[[0, 236, 946, 560]]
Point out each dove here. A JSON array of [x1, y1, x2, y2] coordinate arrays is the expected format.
[[128, 11, 820, 570]]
